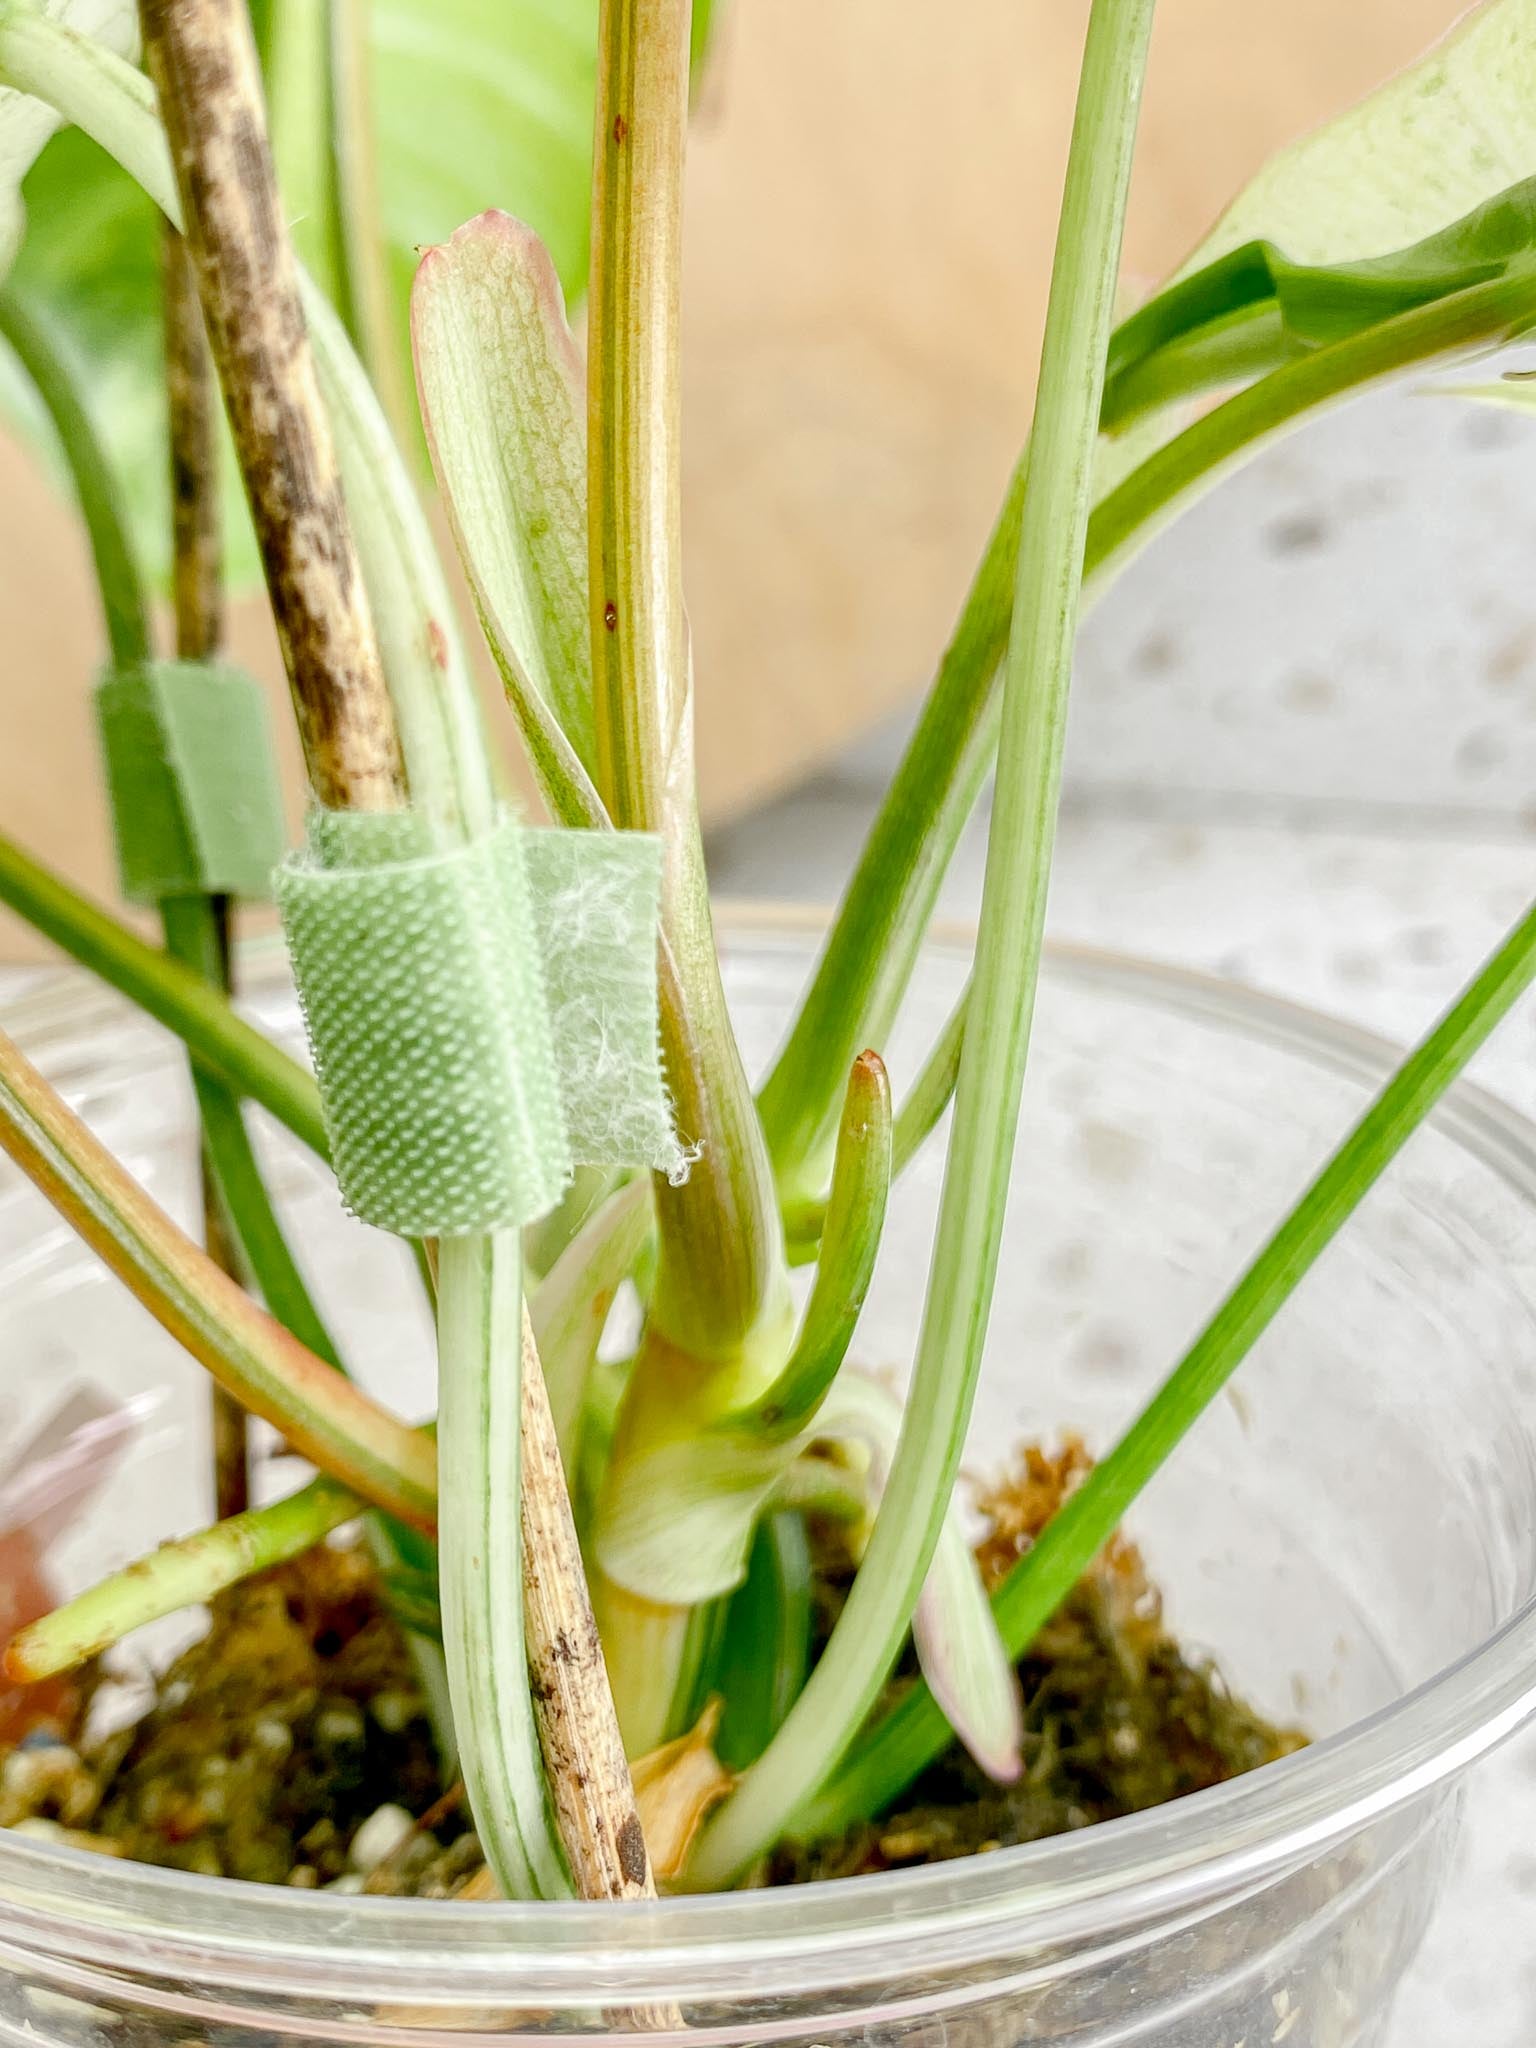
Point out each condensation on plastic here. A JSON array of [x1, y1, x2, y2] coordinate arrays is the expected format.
[[276, 808, 679, 1236], [94, 662, 287, 904]]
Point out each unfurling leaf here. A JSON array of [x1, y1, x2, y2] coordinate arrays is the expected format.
[[412, 209, 602, 827], [813, 1372, 1022, 1784]]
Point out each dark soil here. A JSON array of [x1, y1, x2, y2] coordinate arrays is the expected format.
[[0, 1442, 1302, 1895], [771, 1440, 1304, 1883]]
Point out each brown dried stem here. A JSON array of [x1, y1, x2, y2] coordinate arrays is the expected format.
[[138, 0, 404, 812], [519, 1306, 656, 1901], [160, 222, 222, 663]]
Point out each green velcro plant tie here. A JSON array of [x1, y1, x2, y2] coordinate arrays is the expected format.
[[276, 808, 681, 1237], [94, 662, 287, 904], [523, 827, 680, 1176]]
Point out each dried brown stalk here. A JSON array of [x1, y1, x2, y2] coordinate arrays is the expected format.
[[519, 1306, 656, 1901], [138, 0, 641, 1910], [161, 223, 222, 664], [138, 0, 404, 812]]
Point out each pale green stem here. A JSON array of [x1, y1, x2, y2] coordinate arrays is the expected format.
[[587, 0, 786, 1366], [330, 0, 415, 448], [0, 286, 151, 667], [5, 1474, 359, 1681], [0, 832, 328, 1157], [692, 0, 1156, 1885], [437, 1231, 572, 1898], [0, 1020, 436, 1528]]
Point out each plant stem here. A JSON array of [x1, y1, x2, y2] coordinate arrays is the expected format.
[[0, 1020, 436, 1528], [0, 287, 151, 669], [437, 1233, 571, 1899], [160, 216, 249, 1518], [692, 0, 1156, 1886], [807, 891, 1536, 1836], [161, 223, 222, 662], [588, 0, 786, 1365], [0, 833, 328, 1156], [756, 462, 1021, 1203], [139, 0, 405, 813], [740, 1052, 890, 1439], [5, 1474, 360, 1682], [330, 0, 415, 448], [519, 1305, 655, 1899]]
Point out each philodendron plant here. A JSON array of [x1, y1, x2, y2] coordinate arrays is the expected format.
[[1, 0, 1536, 1901]]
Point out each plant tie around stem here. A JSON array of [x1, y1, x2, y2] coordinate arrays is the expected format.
[[95, 660, 287, 904], [276, 807, 683, 1237]]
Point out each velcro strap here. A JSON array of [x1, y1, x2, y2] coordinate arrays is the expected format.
[[276, 808, 681, 1236], [95, 661, 287, 904]]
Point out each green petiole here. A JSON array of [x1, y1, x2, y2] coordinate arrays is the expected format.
[[692, 0, 1158, 1887]]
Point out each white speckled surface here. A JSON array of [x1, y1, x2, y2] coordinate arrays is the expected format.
[[705, 369, 1536, 2042]]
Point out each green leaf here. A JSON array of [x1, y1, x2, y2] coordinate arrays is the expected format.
[[0, 0, 598, 586], [6, 124, 255, 584], [1177, 0, 1536, 278], [1102, 178, 1536, 433], [412, 210, 604, 828], [0, 0, 133, 266], [712, 1512, 812, 1773]]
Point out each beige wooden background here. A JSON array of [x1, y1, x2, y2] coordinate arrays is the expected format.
[[0, 0, 1460, 954]]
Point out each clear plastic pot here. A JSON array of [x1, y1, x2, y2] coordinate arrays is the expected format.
[[2, 918, 1535, 2047]]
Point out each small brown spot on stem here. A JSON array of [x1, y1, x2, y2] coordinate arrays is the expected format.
[[617, 1810, 649, 1885], [612, 113, 627, 145], [603, 600, 618, 632]]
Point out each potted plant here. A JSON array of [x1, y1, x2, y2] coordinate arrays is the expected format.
[[0, 0, 1535, 2041]]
